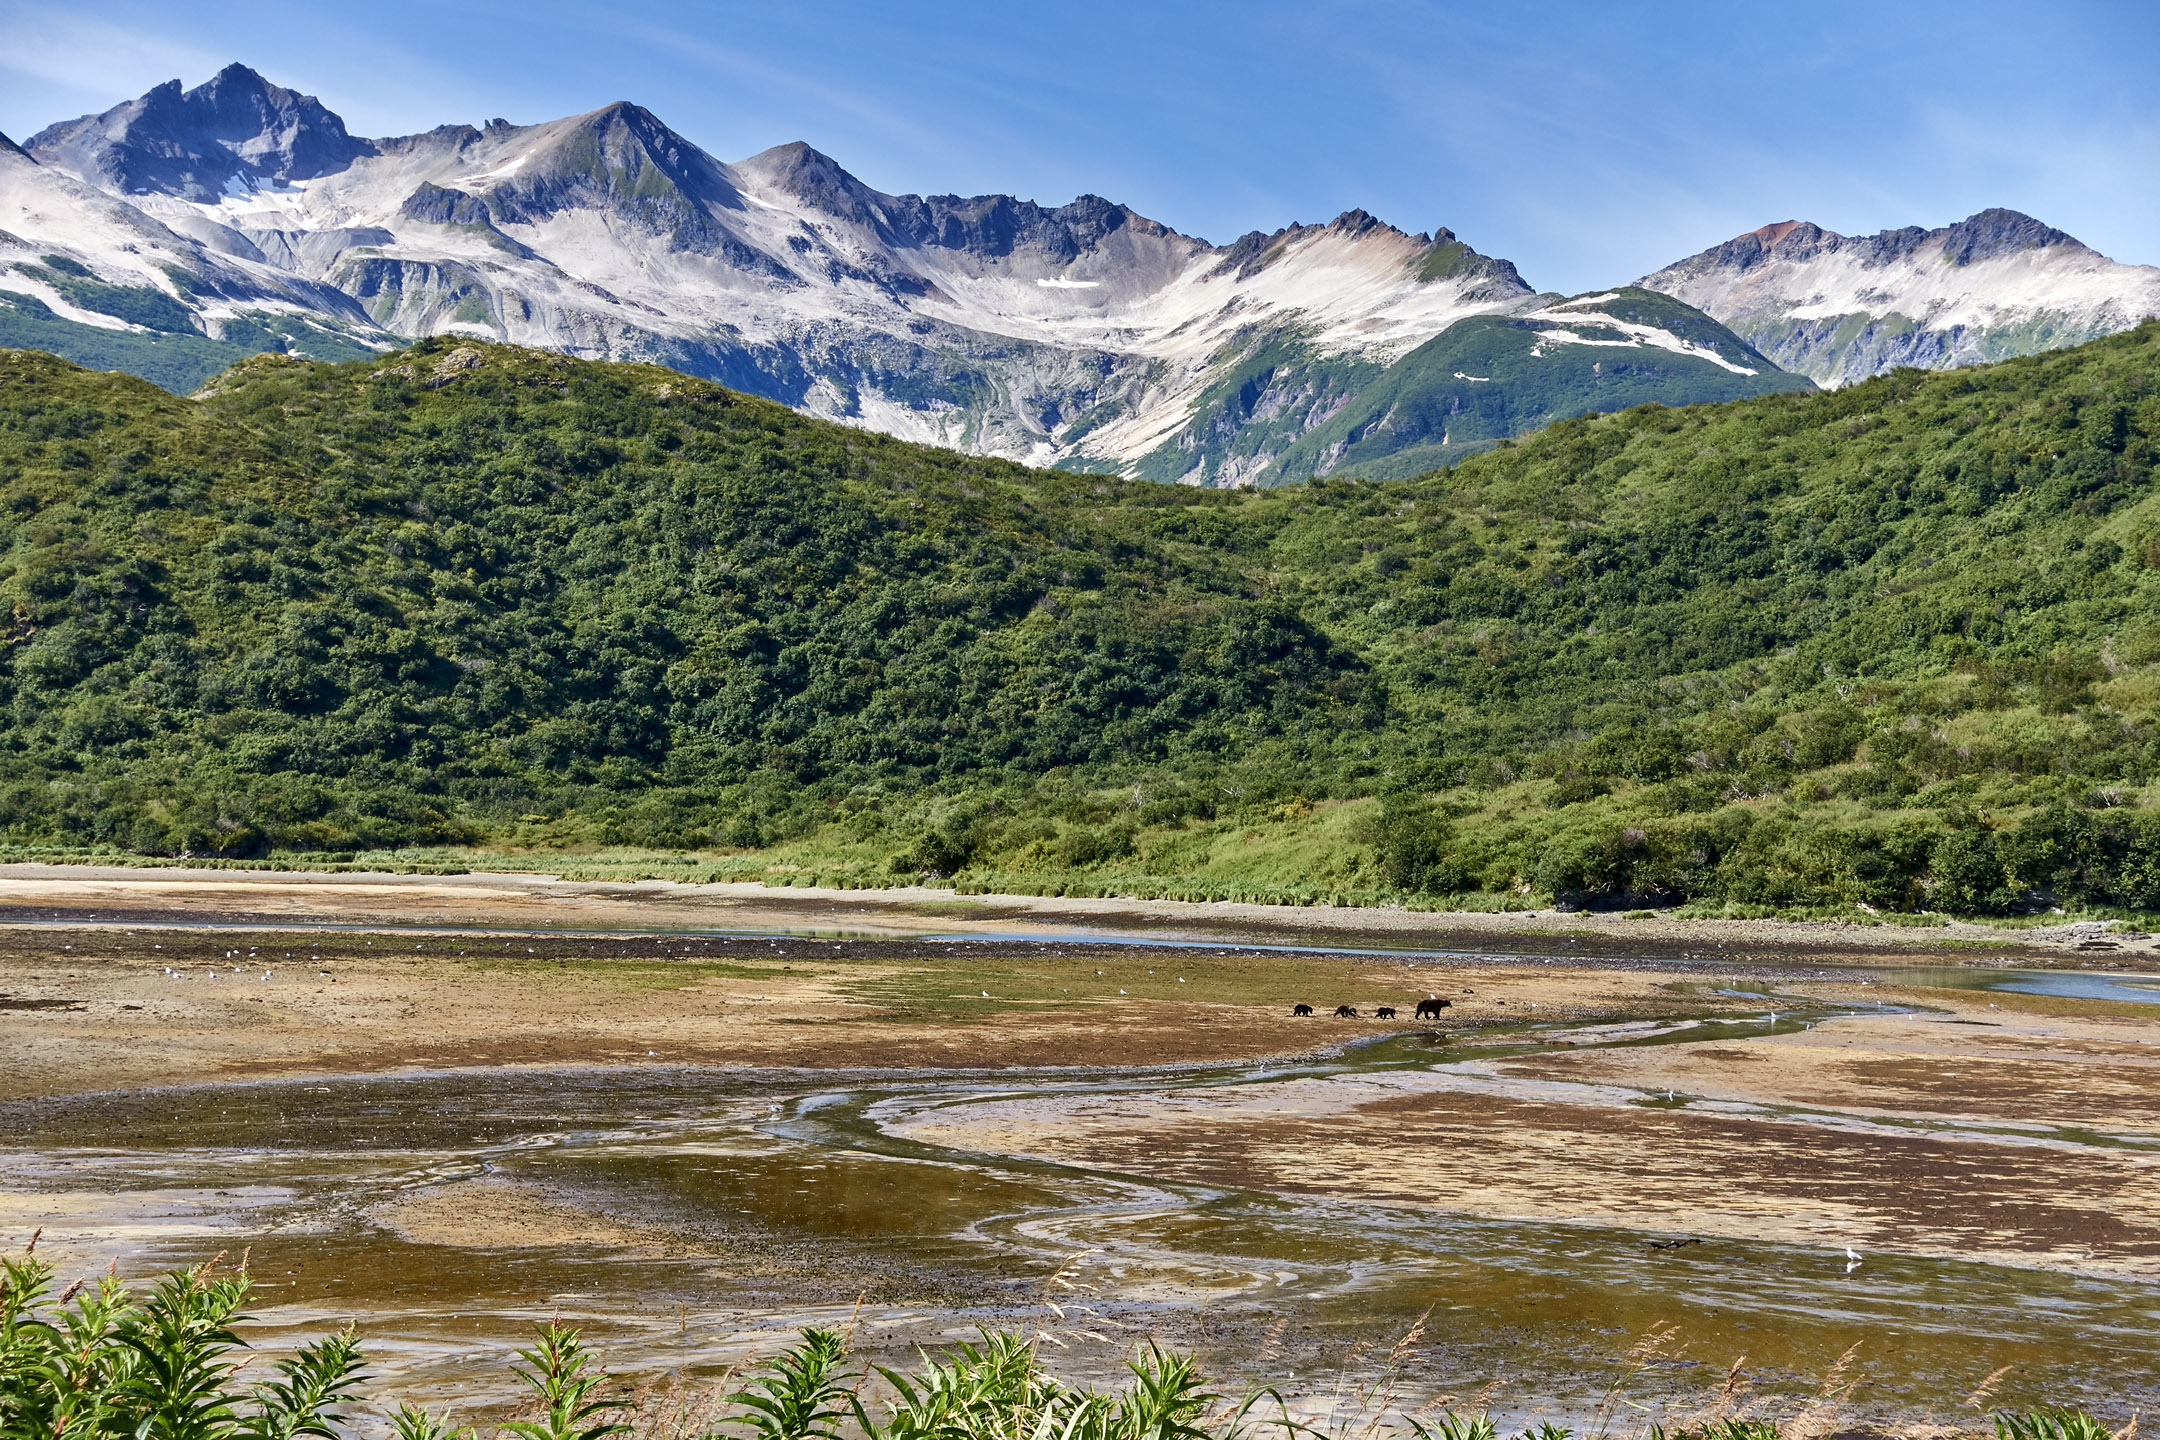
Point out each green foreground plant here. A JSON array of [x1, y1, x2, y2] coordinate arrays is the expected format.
[[0, 1251, 2134, 1440], [0, 1253, 367, 1440]]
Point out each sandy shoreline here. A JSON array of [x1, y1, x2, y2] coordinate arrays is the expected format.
[[4, 861, 2096, 1101], [0, 861, 2147, 962], [2, 863, 2153, 1112], [0, 917, 1762, 1100]]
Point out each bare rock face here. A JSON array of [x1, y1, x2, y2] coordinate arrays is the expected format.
[[1640, 210, 2160, 387], [426, 345, 486, 386], [27, 63, 374, 202]]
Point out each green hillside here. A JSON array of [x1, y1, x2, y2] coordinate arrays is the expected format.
[[1117, 288, 1813, 486], [0, 286, 381, 393], [2, 327, 2159, 915]]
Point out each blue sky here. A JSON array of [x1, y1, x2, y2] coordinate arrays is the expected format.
[[2, 0, 2154, 293]]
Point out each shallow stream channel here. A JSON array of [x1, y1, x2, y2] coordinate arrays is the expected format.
[[4, 950, 2158, 1429]]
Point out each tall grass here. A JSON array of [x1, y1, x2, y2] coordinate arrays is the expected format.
[[0, 1257, 2132, 1440]]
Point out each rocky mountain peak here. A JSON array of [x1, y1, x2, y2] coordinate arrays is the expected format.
[[1670, 220, 1837, 274], [1640, 205, 2160, 391], [1329, 208, 1387, 237], [480, 101, 746, 244], [734, 145, 1183, 264], [1668, 208, 2095, 281], [826, 187, 1162, 264], [0, 58, 1863, 481], [1203, 214, 1528, 295], [1747, 220, 1805, 247], [735, 140, 885, 227], [26, 63, 372, 201], [1937, 207, 2082, 266]]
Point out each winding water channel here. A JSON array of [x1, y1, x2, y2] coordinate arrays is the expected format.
[[5, 948, 2158, 1427]]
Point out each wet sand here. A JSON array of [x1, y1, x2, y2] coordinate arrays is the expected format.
[[890, 988, 2160, 1282], [0, 861, 2147, 963], [1502, 994, 2160, 1135], [0, 859, 2138, 1102], [4, 866, 2159, 1420], [0, 919, 1750, 1099], [6, 867, 2158, 1288], [13, 892, 2156, 1284]]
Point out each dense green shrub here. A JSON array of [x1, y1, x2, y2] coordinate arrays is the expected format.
[[1358, 793, 1470, 894]]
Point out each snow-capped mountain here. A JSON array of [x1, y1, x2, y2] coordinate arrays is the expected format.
[[0, 110, 381, 394], [28, 62, 371, 202], [1640, 210, 2160, 388], [6, 64, 1809, 482]]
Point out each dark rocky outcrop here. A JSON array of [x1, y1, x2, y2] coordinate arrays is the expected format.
[[1936, 207, 2081, 266], [738, 141, 1175, 264], [1661, 209, 2089, 279], [399, 183, 496, 227], [27, 62, 374, 200]]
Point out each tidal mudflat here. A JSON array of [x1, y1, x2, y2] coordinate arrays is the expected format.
[[2, 867, 2156, 1427]]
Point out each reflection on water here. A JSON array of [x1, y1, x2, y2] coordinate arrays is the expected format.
[[1879, 966, 2160, 1006], [3, 1009, 2157, 1425]]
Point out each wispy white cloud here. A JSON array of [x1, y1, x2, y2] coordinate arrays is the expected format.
[[0, 8, 225, 94], [1333, 0, 2160, 287], [1903, 99, 2160, 264], [611, 16, 953, 158], [0, 0, 544, 142], [0, 7, 227, 137], [598, 7, 1164, 215]]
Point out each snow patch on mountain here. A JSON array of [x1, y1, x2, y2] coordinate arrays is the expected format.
[[1518, 298, 1760, 375], [0, 134, 368, 342], [1642, 210, 2160, 386], [56, 84, 1532, 473]]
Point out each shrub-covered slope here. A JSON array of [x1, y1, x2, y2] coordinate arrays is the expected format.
[[3, 327, 2160, 913], [0, 341, 1377, 854]]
